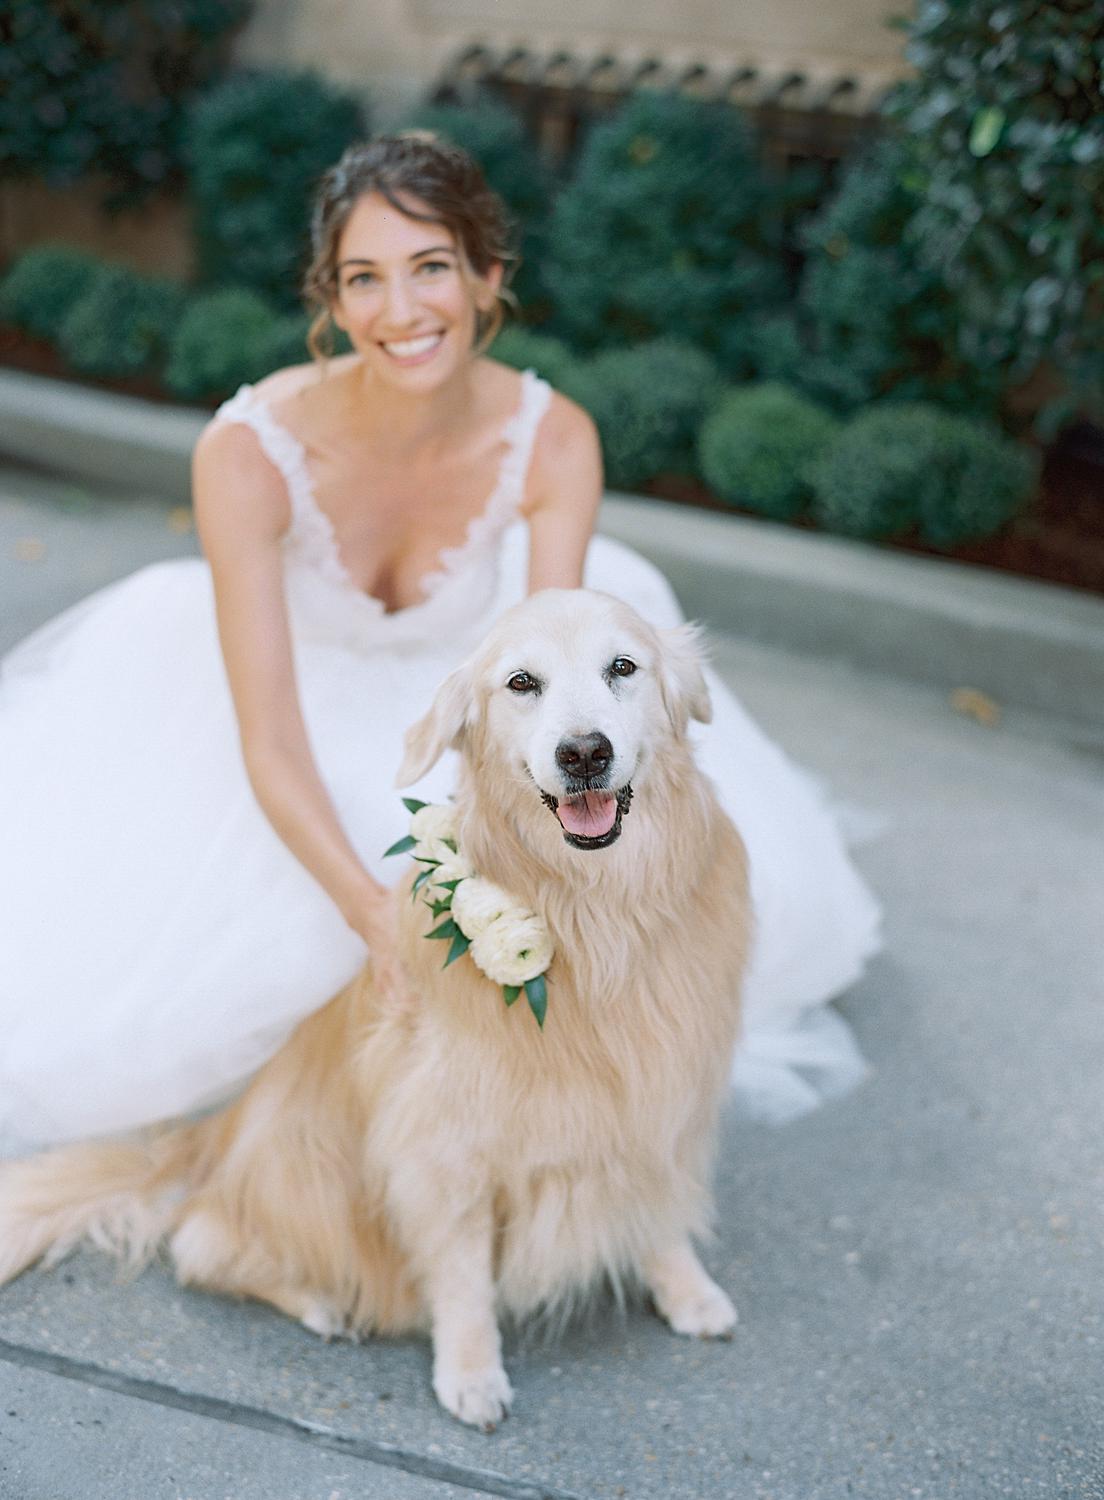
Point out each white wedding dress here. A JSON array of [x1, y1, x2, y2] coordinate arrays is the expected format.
[[0, 371, 880, 1157]]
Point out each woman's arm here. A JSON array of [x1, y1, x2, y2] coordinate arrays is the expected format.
[[523, 393, 604, 593], [192, 421, 391, 951]]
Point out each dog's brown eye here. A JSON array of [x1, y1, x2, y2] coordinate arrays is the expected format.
[[610, 657, 637, 678], [507, 671, 539, 694]]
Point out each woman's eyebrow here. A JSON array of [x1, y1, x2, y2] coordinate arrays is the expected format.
[[337, 246, 456, 269]]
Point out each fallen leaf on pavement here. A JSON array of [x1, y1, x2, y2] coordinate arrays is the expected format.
[[950, 687, 1002, 727], [167, 506, 195, 534]]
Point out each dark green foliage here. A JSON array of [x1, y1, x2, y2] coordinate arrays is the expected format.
[[401, 97, 553, 314], [545, 92, 786, 370], [490, 326, 577, 389], [250, 312, 312, 375], [761, 139, 1003, 419], [0, 0, 250, 203], [887, 0, 1104, 435], [186, 69, 366, 309], [165, 288, 284, 400], [0, 245, 104, 341], [560, 340, 722, 490], [809, 404, 1038, 547], [58, 264, 186, 380], [698, 384, 839, 521]]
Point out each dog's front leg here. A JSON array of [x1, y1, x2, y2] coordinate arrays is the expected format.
[[644, 1238, 737, 1339], [424, 1200, 512, 1431]]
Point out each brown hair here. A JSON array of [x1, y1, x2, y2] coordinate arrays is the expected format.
[[303, 131, 518, 360]]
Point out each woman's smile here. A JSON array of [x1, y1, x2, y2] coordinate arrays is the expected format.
[[379, 331, 446, 365]]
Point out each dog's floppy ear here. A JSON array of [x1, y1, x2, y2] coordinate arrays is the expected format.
[[657, 622, 712, 731], [396, 663, 474, 787]]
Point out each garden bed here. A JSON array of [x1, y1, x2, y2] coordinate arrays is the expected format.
[[649, 438, 1104, 598]]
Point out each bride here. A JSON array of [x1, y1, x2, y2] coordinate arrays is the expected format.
[[0, 132, 880, 1155]]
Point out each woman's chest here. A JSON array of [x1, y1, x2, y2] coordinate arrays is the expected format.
[[303, 439, 518, 609]]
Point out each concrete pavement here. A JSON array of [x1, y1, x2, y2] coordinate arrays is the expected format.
[[0, 464, 1102, 1499]]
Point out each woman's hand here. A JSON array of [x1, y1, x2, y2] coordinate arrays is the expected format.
[[353, 882, 412, 1011]]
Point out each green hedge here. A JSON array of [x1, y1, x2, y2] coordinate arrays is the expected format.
[[0, 0, 250, 204], [560, 339, 721, 490], [757, 139, 1003, 420], [58, 265, 186, 380], [545, 92, 786, 371], [699, 384, 839, 521], [164, 289, 304, 400], [887, 0, 1104, 436], [186, 69, 365, 309], [0, 245, 105, 342], [809, 403, 1038, 548]]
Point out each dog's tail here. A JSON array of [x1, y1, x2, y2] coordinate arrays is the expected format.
[[0, 1126, 200, 1287]]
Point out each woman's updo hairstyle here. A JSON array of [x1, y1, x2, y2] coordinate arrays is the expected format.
[[304, 131, 518, 360]]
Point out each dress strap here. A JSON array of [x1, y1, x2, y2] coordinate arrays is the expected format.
[[494, 370, 553, 523], [211, 384, 350, 588]]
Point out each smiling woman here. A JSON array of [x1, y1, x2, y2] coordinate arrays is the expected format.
[[0, 131, 881, 1159]]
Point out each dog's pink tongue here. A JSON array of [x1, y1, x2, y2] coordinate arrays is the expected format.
[[557, 790, 618, 838]]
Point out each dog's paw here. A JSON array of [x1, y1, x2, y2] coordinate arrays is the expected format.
[[657, 1280, 738, 1340], [433, 1361, 514, 1432], [299, 1296, 350, 1341]]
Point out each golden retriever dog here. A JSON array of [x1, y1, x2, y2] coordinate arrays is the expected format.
[[0, 588, 749, 1430]]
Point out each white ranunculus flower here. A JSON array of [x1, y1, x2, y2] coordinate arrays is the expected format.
[[470, 911, 554, 987], [410, 803, 458, 865], [450, 878, 517, 940], [428, 853, 474, 893]]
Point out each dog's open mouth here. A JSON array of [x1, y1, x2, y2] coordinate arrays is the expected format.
[[540, 785, 633, 850]]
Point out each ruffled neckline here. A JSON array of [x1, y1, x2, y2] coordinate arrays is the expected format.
[[214, 369, 552, 623]]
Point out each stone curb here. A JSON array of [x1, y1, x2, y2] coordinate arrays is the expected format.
[[3, 366, 1103, 729]]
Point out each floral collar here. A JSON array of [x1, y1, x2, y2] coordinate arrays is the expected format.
[[386, 800, 553, 1027]]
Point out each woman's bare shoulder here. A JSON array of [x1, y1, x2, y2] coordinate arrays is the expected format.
[[532, 386, 599, 469], [526, 386, 602, 519]]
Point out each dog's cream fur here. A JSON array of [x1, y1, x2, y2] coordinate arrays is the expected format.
[[0, 589, 749, 1429]]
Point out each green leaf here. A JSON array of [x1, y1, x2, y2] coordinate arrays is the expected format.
[[443, 930, 471, 967], [411, 867, 434, 900], [524, 974, 548, 1029], [437, 879, 464, 892], [503, 985, 521, 1006], [383, 834, 417, 857], [429, 896, 454, 918], [426, 918, 459, 941], [441, 838, 458, 853], [411, 855, 442, 866], [969, 106, 1005, 158], [402, 798, 428, 814]]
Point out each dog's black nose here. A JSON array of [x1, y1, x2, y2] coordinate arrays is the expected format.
[[555, 732, 613, 781]]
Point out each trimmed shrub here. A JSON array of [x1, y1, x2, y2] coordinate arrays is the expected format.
[[0, 0, 250, 204], [402, 97, 552, 314], [560, 340, 722, 491], [251, 312, 312, 375], [809, 404, 1038, 548], [763, 139, 1003, 419], [490, 326, 577, 389], [58, 264, 185, 380], [699, 384, 839, 521], [0, 245, 104, 342], [545, 92, 786, 370], [165, 289, 281, 400], [186, 69, 365, 309]]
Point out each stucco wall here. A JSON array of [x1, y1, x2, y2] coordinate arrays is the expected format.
[[237, 0, 907, 119]]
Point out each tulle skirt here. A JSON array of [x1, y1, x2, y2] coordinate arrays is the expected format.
[[0, 527, 880, 1155]]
